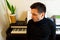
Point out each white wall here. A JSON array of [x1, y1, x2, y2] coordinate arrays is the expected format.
[[27, 0, 60, 21], [8, 0, 28, 21], [8, 0, 60, 21], [45, 0, 60, 17], [8, 0, 46, 21]]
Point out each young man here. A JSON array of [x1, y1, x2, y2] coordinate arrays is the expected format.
[[27, 2, 56, 40]]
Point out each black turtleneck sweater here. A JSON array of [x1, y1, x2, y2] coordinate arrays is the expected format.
[[27, 18, 56, 40]]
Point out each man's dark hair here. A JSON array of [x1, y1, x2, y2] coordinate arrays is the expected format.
[[30, 2, 46, 13]]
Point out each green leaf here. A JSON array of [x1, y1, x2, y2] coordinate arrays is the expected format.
[[6, 0, 11, 11], [56, 15, 60, 18], [10, 5, 15, 14], [6, 0, 16, 14]]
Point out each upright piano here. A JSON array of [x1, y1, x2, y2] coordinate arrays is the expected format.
[[6, 21, 27, 40], [51, 15, 60, 40]]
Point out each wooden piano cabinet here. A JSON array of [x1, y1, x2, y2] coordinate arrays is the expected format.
[[6, 21, 27, 40]]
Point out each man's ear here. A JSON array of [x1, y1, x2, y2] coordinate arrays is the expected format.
[[41, 12, 45, 18]]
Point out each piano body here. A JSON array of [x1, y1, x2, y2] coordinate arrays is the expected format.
[[6, 21, 27, 40], [51, 15, 60, 40]]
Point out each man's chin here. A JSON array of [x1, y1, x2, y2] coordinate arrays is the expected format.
[[33, 20, 38, 22]]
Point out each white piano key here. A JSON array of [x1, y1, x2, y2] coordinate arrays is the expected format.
[[56, 31, 60, 34], [11, 31, 27, 34], [11, 28, 27, 34], [11, 26, 27, 28]]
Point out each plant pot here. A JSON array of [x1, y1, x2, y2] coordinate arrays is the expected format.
[[10, 14, 16, 23]]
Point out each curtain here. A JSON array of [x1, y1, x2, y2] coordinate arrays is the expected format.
[[0, 0, 10, 40]]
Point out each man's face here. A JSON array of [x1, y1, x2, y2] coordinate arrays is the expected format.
[[31, 9, 45, 22]]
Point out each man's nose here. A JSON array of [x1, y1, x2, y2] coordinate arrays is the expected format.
[[32, 16, 35, 18]]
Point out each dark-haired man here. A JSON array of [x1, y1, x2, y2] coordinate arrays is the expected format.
[[27, 2, 56, 40]]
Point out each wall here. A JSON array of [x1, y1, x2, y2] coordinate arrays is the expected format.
[[8, 0, 28, 21], [8, 0, 46, 21], [45, 0, 60, 17], [8, 0, 60, 21]]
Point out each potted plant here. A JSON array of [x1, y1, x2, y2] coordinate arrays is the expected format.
[[6, 0, 16, 23]]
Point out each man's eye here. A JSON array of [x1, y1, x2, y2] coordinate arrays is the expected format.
[[32, 14, 37, 16]]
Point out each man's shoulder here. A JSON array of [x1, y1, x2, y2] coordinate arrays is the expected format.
[[45, 18, 56, 26], [29, 19, 32, 22], [45, 18, 54, 23], [28, 19, 33, 23]]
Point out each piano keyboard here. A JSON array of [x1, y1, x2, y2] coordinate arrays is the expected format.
[[11, 26, 27, 34], [56, 26, 60, 34], [11, 28, 27, 34]]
